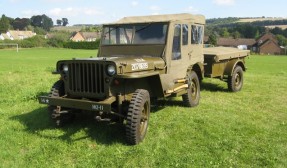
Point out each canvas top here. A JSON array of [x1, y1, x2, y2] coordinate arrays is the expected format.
[[105, 13, 205, 25]]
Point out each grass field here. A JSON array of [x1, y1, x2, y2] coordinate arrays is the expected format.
[[0, 48, 287, 167]]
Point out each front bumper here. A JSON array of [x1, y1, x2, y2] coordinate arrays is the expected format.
[[38, 96, 116, 112]]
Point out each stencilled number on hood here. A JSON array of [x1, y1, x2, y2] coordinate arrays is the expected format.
[[131, 62, 148, 71]]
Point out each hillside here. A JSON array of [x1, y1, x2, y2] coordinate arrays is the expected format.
[[51, 26, 82, 32], [207, 17, 287, 29], [237, 17, 287, 23]]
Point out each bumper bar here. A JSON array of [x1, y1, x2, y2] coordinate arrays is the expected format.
[[38, 96, 116, 112]]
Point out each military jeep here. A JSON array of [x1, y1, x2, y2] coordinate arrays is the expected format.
[[39, 13, 249, 145]]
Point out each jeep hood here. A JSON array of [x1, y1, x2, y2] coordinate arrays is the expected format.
[[75, 56, 166, 75]]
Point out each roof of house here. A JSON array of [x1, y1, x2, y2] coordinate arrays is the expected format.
[[1, 33, 10, 39], [259, 39, 281, 49], [9, 30, 35, 40], [217, 38, 256, 46], [80, 32, 100, 39], [257, 32, 278, 44]]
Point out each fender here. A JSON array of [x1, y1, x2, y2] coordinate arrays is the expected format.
[[115, 72, 164, 98], [223, 59, 246, 76]]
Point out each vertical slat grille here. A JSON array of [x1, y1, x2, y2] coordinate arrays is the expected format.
[[68, 62, 105, 96]]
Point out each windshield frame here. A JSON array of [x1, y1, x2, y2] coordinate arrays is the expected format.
[[101, 22, 169, 46]]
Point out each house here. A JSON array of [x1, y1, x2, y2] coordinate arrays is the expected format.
[[217, 38, 256, 50], [0, 33, 9, 40], [70, 32, 101, 42], [252, 33, 283, 55], [204, 36, 256, 50], [0, 30, 36, 40]]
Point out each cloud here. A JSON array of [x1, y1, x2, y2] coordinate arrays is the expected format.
[[21, 10, 41, 17], [149, 5, 161, 15], [131, 1, 139, 7], [213, 0, 235, 6], [49, 7, 104, 17], [149, 5, 161, 11], [184, 6, 199, 13]]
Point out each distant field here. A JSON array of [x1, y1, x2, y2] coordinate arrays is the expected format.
[[265, 25, 287, 30], [51, 26, 82, 32], [237, 17, 287, 23], [0, 48, 287, 167]]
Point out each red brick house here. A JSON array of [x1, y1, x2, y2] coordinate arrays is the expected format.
[[252, 33, 283, 55], [70, 32, 101, 42]]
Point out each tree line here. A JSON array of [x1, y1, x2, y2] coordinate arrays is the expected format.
[[0, 14, 69, 34], [206, 17, 287, 46]]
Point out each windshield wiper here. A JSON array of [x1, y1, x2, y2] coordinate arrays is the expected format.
[[135, 24, 151, 33]]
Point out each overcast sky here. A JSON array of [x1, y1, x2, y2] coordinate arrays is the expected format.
[[0, 0, 286, 25]]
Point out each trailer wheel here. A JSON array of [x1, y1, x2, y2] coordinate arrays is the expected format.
[[182, 71, 200, 107], [126, 89, 150, 145], [48, 80, 74, 127], [228, 66, 243, 92]]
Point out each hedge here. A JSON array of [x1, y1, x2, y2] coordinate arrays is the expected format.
[[63, 40, 100, 50]]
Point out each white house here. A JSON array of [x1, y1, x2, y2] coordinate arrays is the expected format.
[[0, 30, 36, 40]]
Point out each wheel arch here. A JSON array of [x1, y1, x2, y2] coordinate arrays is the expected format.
[[190, 63, 204, 81], [224, 59, 246, 76]]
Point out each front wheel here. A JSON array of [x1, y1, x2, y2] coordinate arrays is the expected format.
[[228, 66, 244, 92], [182, 71, 200, 107], [126, 89, 150, 145], [48, 80, 74, 127]]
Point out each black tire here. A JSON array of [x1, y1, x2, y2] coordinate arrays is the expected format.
[[48, 80, 73, 127], [228, 66, 243, 92], [182, 71, 200, 107], [126, 89, 150, 145]]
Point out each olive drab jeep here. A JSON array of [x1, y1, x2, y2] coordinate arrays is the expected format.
[[39, 13, 249, 145]]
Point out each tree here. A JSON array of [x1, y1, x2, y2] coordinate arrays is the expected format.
[[232, 31, 241, 39], [208, 33, 217, 46], [276, 34, 287, 46], [56, 19, 62, 26], [62, 18, 68, 26], [31, 14, 53, 31], [34, 27, 47, 35], [31, 15, 43, 27], [0, 15, 11, 33], [220, 27, 230, 38], [42, 15, 53, 31], [12, 18, 31, 30]]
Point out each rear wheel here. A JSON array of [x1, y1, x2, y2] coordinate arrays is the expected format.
[[48, 80, 74, 127], [228, 66, 243, 92], [126, 89, 150, 145], [182, 71, 200, 107]]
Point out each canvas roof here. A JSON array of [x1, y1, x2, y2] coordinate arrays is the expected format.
[[106, 13, 205, 25]]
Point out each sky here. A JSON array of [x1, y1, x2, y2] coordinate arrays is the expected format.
[[0, 0, 286, 25]]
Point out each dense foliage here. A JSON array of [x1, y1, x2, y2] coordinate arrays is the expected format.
[[63, 40, 100, 50], [206, 17, 287, 46]]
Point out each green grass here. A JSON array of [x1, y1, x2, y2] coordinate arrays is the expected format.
[[0, 48, 287, 167]]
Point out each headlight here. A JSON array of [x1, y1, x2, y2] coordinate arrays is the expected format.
[[63, 64, 69, 72], [107, 65, 116, 76]]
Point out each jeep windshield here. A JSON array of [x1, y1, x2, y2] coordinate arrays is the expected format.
[[102, 23, 168, 45]]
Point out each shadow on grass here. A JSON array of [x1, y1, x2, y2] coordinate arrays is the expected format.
[[10, 98, 193, 145], [201, 81, 228, 92], [10, 107, 126, 145]]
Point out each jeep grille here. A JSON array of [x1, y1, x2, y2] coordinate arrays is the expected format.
[[67, 62, 106, 98]]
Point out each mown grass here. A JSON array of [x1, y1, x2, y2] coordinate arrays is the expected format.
[[0, 48, 286, 167]]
